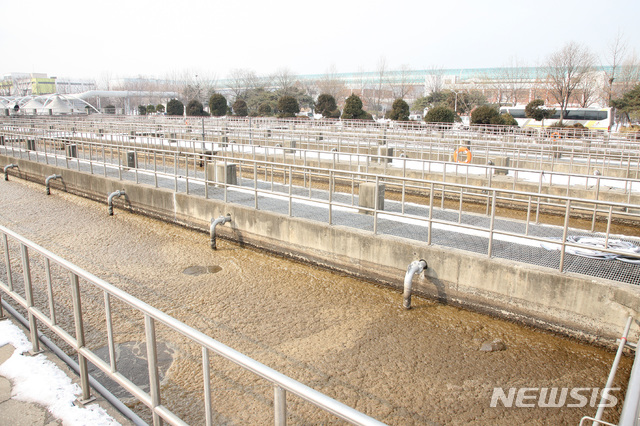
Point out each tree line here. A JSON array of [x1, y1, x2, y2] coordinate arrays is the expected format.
[[124, 37, 640, 124]]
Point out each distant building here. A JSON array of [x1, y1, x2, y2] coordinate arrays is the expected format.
[[0, 73, 96, 96]]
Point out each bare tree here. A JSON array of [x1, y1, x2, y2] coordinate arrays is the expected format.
[[424, 65, 445, 96], [316, 65, 348, 107], [227, 68, 259, 100], [373, 57, 388, 114], [616, 52, 640, 97], [390, 64, 415, 100], [354, 66, 376, 110], [500, 57, 530, 106], [602, 30, 628, 106], [543, 41, 596, 124], [479, 70, 507, 105], [572, 72, 600, 107], [272, 67, 297, 96]]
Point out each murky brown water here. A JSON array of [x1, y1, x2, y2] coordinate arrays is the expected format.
[[0, 179, 633, 425]]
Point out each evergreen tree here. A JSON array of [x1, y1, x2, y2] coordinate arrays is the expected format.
[[209, 93, 228, 117], [525, 99, 555, 126], [389, 98, 410, 121], [187, 99, 208, 116], [258, 102, 272, 116], [277, 95, 300, 118], [315, 93, 338, 118], [424, 106, 455, 123], [612, 84, 640, 122], [166, 99, 184, 116], [342, 94, 371, 120], [232, 99, 248, 117], [471, 105, 500, 125]]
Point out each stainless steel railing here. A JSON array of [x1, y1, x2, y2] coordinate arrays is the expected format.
[[0, 224, 386, 426], [1, 133, 640, 273], [2, 115, 640, 177]]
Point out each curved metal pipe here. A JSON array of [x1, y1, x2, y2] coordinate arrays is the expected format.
[[108, 190, 126, 216], [403, 259, 427, 309], [45, 174, 62, 195], [210, 214, 232, 249], [4, 164, 18, 181]]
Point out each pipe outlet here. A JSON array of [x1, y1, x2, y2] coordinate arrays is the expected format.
[[4, 164, 18, 181], [210, 214, 232, 250], [45, 174, 62, 195], [108, 190, 126, 216], [402, 259, 427, 309]]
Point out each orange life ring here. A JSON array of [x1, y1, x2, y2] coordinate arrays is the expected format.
[[551, 131, 561, 142], [453, 147, 472, 164]]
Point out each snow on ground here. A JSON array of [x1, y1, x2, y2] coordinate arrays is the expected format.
[[0, 319, 119, 426]]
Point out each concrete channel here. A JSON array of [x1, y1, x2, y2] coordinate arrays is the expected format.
[[2, 150, 639, 345], [0, 177, 634, 425]]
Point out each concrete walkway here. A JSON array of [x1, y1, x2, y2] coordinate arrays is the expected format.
[[0, 319, 134, 426], [0, 342, 62, 426]]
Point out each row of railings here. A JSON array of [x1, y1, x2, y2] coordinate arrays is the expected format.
[[2, 127, 639, 201], [2, 134, 640, 274], [0, 224, 387, 425], [2, 116, 640, 178]]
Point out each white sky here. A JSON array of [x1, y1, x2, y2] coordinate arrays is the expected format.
[[1, 0, 639, 83]]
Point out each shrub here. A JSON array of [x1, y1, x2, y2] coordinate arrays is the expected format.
[[258, 102, 272, 116], [471, 105, 500, 124], [500, 113, 518, 126], [156, 104, 165, 113], [342, 94, 371, 120], [315, 94, 339, 118], [524, 99, 555, 126], [209, 93, 228, 117], [389, 98, 410, 121], [166, 99, 184, 116], [424, 106, 455, 123], [277, 95, 300, 118], [146, 104, 156, 114], [232, 99, 248, 117], [187, 99, 208, 116]]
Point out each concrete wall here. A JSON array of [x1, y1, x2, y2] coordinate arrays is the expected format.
[[3, 153, 640, 346]]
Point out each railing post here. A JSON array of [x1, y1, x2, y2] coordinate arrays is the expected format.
[[104, 292, 116, 373], [428, 183, 434, 245], [20, 244, 41, 354], [202, 347, 213, 426], [145, 314, 163, 426], [2, 233, 13, 291], [70, 272, 92, 403], [559, 199, 572, 272], [44, 258, 56, 325], [373, 175, 379, 234], [274, 385, 287, 426], [487, 191, 497, 258]]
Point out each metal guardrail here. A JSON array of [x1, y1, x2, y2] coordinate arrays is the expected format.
[[0, 224, 387, 426], [2, 126, 639, 203], [1, 135, 640, 274], [2, 115, 640, 178]]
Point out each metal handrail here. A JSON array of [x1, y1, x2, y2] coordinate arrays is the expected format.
[[2, 132, 639, 200], [2, 135, 640, 272], [0, 224, 386, 425], [2, 116, 640, 177]]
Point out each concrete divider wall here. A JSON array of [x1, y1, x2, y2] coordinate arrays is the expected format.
[[3, 154, 640, 346]]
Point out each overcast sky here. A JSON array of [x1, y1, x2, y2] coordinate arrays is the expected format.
[[1, 0, 639, 83]]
